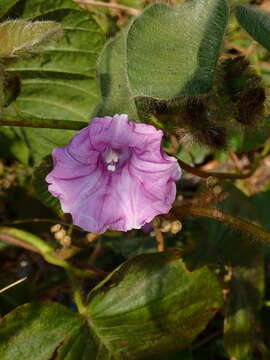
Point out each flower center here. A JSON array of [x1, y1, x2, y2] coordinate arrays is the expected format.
[[104, 148, 119, 172]]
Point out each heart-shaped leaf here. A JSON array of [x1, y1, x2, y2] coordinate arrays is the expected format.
[[87, 250, 223, 359], [0, 251, 223, 359], [97, 0, 229, 118], [127, 0, 229, 100], [0, 302, 88, 360], [5, 0, 105, 163], [96, 30, 138, 119]]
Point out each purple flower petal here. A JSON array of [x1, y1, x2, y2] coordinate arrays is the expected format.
[[46, 114, 181, 233]]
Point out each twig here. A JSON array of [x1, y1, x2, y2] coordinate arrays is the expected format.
[[2, 218, 85, 232], [178, 159, 258, 180], [74, 0, 140, 16], [229, 151, 243, 173], [0, 115, 88, 130], [88, 240, 102, 265], [0, 277, 27, 294], [173, 205, 270, 245]]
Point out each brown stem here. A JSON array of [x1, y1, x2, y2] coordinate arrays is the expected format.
[[0, 115, 88, 130], [88, 240, 102, 266], [2, 218, 85, 232], [229, 151, 243, 173], [178, 159, 257, 180], [173, 205, 270, 245], [153, 227, 165, 252]]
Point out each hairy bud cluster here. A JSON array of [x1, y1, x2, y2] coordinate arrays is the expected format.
[[174, 97, 227, 150], [221, 56, 266, 126]]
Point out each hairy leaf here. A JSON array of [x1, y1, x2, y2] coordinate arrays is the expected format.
[[32, 155, 62, 214], [5, 0, 105, 163], [182, 185, 264, 360], [127, 0, 229, 100], [236, 4, 270, 51], [87, 250, 223, 359], [0, 126, 29, 163], [96, 0, 229, 118], [0, 251, 223, 359], [96, 30, 138, 119], [0, 20, 63, 61], [0, 302, 86, 360]]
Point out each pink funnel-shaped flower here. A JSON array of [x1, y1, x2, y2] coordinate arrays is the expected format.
[[46, 115, 181, 233]]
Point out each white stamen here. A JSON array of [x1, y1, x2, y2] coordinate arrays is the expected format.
[[107, 164, 116, 171], [105, 148, 118, 163]]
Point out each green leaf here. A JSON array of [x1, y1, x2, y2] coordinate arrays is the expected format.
[[0, 127, 29, 164], [55, 324, 101, 360], [0, 252, 222, 359], [0, 20, 63, 61], [236, 4, 270, 51], [126, 0, 229, 100], [100, 233, 157, 257], [168, 348, 193, 360], [5, 0, 105, 163], [96, 0, 229, 118], [96, 30, 138, 119], [251, 190, 270, 232], [3, 73, 21, 107], [0, 302, 88, 360], [182, 185, 264, 360], [87, 250, 223, 359], [32, 155, 62, 214], [228, 117, 270, 152], [0, 0, 20, 19], [224, 257, 264, 360]]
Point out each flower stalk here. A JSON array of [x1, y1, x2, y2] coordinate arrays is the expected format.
[[173, 205, 270, 245], [178, 159, 259, 180]]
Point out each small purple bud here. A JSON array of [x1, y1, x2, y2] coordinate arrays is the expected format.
[[46, 114, 181, 234]]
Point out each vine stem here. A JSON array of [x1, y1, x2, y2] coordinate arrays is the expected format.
[[153, 226, 165, 252], [173, 205, 270, 245], [0, 115, 88, 130], [2, 218, 85, 232], [178, 159, 259, 180], [66, 269, 87, 315]]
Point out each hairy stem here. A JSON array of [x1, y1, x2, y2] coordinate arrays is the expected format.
[[173, 205, 270, 245], [0, 115, 88, 130], [3, 218, 84, 232], [178, 159, 259, 180]]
